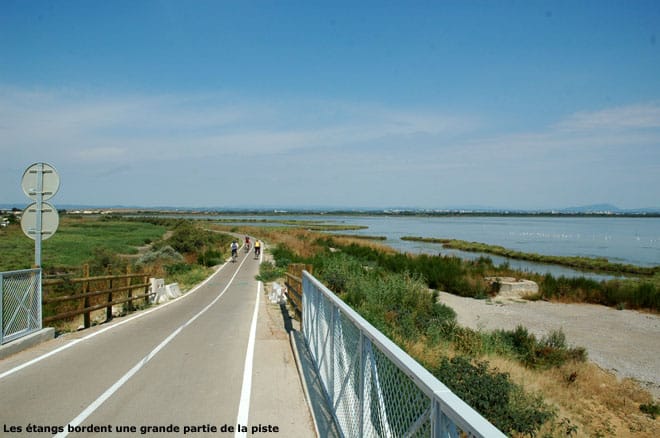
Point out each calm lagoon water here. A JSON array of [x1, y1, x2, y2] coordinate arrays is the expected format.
[[204, 214, 660, 278]]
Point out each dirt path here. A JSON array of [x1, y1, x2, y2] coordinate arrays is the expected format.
[[437, 292, 660, 399]]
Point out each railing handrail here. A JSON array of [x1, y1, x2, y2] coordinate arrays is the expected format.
[[302, 270, 505, 437], [0, 268, 41, 276]]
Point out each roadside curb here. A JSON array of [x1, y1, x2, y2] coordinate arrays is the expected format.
[[0, 328, 54, 360]]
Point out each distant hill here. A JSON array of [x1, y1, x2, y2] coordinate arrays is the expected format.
[[559, 204, 660, 214]]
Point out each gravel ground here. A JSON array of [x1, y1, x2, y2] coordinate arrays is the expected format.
[[437, 292, 660, 399]]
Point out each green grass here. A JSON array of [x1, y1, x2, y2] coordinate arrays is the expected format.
[[0, 217, 167, 272], [166, 264, 215, 291]]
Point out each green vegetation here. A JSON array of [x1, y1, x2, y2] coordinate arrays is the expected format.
[[402, 236, 660, 276], [640, 401, 659, 419], [256, 261, 285, 282], [333, 237, 659, 312], [538, 273, 660, 310], [0, 216, 166, 272], [431, 356, 554, 435], [289, 248, 565, 436]]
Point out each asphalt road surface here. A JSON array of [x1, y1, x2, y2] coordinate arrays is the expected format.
[[0, 248, 313, 437]]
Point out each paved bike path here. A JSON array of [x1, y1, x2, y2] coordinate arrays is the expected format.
[[0, 248, 315, 437]]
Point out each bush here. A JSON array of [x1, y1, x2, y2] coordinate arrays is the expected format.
[[166, 220, 225, 254], [137, 245, 184, 266], [86, 247, 127, 274], [271, 244, 301, 268], [165, 263, 193, 275], [256, 261, 285, 282], [640, 401, 659, 419], [197, 249, 222, 267], [431, 356, 555, 436], [488, 326, 587, 369]]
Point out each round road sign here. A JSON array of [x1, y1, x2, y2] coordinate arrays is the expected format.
[[21, 162, 60, 201], [20, 202, 60, 241]]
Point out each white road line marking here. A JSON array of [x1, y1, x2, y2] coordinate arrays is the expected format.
[[235, 280, 261, 438], [53, 255, 250, 438], [0, 258, 232, 381]]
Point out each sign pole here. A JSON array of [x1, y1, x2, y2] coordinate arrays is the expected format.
[[20, 162, 60, 332], [35, 163, 44, 268]]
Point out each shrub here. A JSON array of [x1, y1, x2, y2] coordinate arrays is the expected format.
[[137, 245, 184, 266], [165, 263, 193, 275], [166, 221, 222, 254], [86, 247, 127, 274], [432, 356, 555, 436], [488, 326, 587, 369], [256, 261, 285, 282], [640, 401, 659, 419], [271, 244, 301, 268], [197, 249, 222, 267]]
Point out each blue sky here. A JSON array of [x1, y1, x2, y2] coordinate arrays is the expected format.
[[1, 0, 659, 210]]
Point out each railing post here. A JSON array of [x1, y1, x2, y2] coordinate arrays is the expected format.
[[144, 272, 150, 305], [106, 266, 113, 322], [36, 269, 42, 331], [329, 306, 336, 407], [126, 265, 133, 312], [358, 331, 365, 438], [82, 264, 91, 328]]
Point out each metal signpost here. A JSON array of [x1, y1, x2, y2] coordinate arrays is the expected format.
[[20, 162, 60, 267]]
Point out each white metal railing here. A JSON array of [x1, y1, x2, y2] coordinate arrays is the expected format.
[[1, 269, 42, 344], [302, 271, 505, 438]]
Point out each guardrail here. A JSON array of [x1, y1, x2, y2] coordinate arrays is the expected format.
[[1, 269, 42, 344], [301, 270, 505, 438], [284, 263, 312, 322], [42, 265, 152, 328]]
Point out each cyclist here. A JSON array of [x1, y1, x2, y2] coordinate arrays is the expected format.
[[230, 241, 239, 262], [244, 235, 251, 252], [254, 239, 261, 257]]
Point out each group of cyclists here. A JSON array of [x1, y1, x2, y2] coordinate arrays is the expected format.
[[230, 235, 261, 262]]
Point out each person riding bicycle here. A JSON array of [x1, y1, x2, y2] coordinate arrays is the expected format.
[[254, 239, 261, 257], [244, 236, 251, 251], [231, 241, 239, 260]]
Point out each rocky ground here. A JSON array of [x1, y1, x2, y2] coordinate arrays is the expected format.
[[437, 292, 660, 399]]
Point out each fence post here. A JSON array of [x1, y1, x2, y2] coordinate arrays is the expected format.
[[82, 264, 91, 328], [126, 265, 133, 312], [143, 272, 150, 305], [106, 266, 113, 322], [359, 332, 366, 437]]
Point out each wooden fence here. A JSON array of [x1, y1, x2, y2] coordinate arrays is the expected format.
[[42, 265, 152, 328], [285, 263, 312, 323]]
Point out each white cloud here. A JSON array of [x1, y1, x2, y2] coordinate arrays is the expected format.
[[556, 102, 660, 131], [0, 87, 475, 161]]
